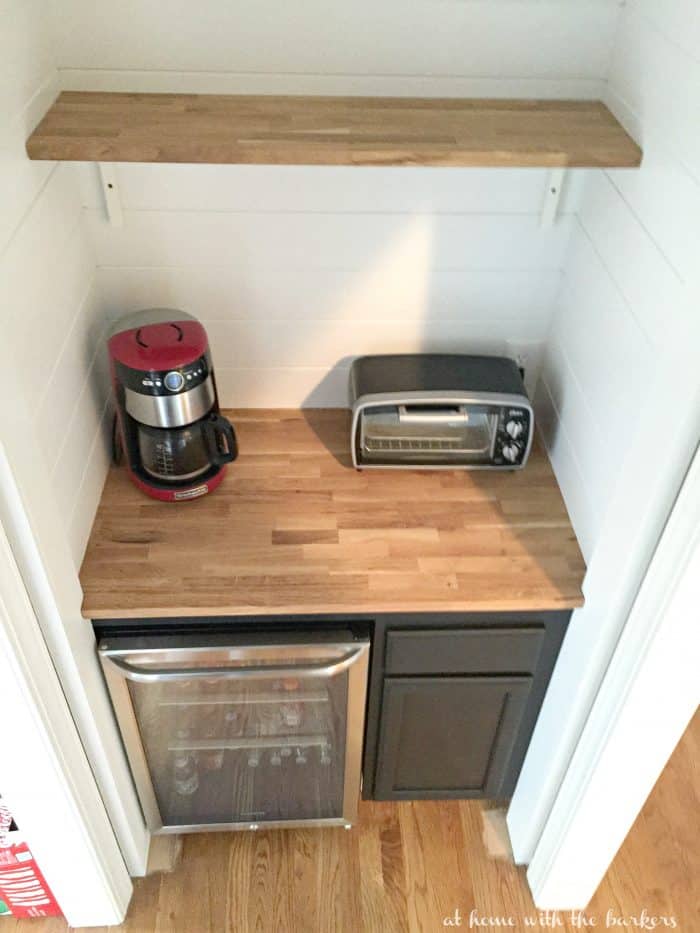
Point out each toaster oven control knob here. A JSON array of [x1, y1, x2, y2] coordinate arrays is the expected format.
[[506, 420, 524, 439], [502, 443, 519, 463], [164, 370, 185, 392]]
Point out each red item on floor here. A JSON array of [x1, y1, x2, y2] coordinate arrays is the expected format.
[[0, 802, 62, 919]]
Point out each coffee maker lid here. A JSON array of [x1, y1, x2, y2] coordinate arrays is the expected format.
[[108, 308, 208, 372], [108, 307, 198, 340]]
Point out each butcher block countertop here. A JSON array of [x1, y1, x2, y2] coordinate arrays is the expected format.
[[79, 409, 586, 619]]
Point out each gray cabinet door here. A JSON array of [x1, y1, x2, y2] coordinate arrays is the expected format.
[[374, 675, 532, 799]]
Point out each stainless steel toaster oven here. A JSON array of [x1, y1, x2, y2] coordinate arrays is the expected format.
[[350, 354, 534, 470]]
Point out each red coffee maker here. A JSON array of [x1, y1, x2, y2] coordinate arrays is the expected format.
[[108, 308, 237, 501]]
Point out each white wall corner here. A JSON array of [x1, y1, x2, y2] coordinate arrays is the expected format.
[[0, 403, 149, 876], [0, 488, 132, 926], [527, 442, 700, 908]]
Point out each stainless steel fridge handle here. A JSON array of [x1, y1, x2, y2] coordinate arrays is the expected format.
[[101, 645, 366, 683]]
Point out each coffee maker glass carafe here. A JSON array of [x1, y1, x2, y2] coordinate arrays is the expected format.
[[108, 309, 238, 500], [138, 413, 236, 483]]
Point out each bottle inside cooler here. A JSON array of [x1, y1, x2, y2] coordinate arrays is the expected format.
[[199, 708, 224, 772], [173, 753, 199, 796]]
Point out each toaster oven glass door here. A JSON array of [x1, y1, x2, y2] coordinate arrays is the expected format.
[[360, 405, 497, 466]]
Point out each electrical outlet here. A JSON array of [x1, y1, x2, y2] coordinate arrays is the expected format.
[[505, 340, 544, 399]]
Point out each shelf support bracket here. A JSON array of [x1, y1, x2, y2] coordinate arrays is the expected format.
[[97, 163, 123, 227], [540, 168, 566, 228]]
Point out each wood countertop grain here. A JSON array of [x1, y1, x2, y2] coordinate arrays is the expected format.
[[26, 93, 642, 169], [79, 409, 586, 619]]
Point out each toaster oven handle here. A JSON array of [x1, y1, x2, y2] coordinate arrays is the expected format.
[[398, 405, 469, 424]]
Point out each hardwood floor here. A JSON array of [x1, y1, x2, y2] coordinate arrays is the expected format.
[[7, 711, 698, 932]]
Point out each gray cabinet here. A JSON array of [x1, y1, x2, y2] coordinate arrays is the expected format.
[[363, 612, 571, 801], [374, 676, 532, 798]]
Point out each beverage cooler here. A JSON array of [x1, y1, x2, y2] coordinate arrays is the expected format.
[[98, 628, 370, 833]]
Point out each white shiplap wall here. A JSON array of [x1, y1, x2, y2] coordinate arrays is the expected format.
[[53, 0, 617, 406], [6, 169, 114, 564], [0, 0, 148, 878], [80, 164, 584, 405], [509, 0, 700, 861], [0, 3, 110, 568], [53, 0, 619, 410], [535, 0, 700, 561], [49, 0, 618, 99], [52, 0, 621, 412]]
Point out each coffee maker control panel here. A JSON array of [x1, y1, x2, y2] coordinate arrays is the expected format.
[[162, 361, 207, 392], [117, 353, 212, 397]]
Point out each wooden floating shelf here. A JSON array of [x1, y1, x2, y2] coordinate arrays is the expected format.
[[26, 92, 642, 168]]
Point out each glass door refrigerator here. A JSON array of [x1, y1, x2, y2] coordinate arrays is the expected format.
[[98, 627, 370, 833]]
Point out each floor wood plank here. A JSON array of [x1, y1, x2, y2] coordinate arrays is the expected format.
[[6, 711, 698, 931]]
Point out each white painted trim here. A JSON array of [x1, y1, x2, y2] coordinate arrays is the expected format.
[[58, 69, 608, 100], [507, 328, 700, 864], [527, 442, 700, 908], [0, 429, 149, 876], [0, 512, 132, 927]]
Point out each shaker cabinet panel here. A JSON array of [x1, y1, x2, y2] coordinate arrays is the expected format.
[[374, 675, 532, 799], [384, 627, 545, 676]]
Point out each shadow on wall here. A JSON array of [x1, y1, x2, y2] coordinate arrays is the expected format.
[[291, 211, 552, 407], [302, 359, 353, 467], [300, 402, 353, 468], [94, 199, 557, 409], [301, 356, 353, 409]]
